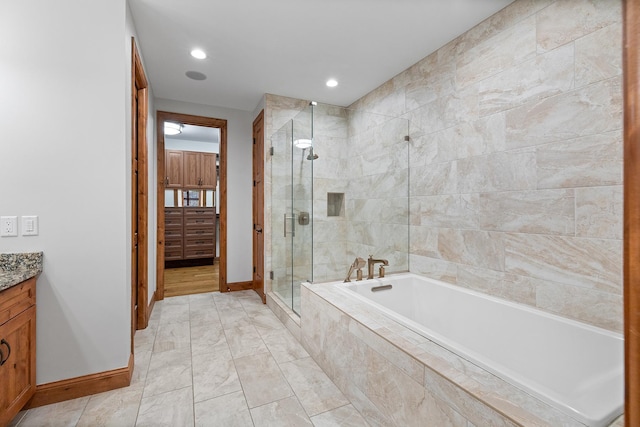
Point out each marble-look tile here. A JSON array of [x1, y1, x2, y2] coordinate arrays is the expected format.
[[194, 391, 253, 427], [478, 189, 575, 235], [536, 281, 623, 332], [260, 327, 309, 363], [18, 397, 89, 427], [503, 233, 622, 294], [456, 15, 536, 88], [456, 150, 537, 193], [225, 324, 269, 359], [158, 302, 190, 325], [422, 368, 518, 427], [456, 266, 537, 306], [453, 113, 506, 160], [536, 131, 622, 189], [189, 304, 221, 326], [410, 161, 457, 196], [76, 384, 144, 427], [235, 353, 293, 408], [190, 321, 228, 356], [411, 194, 479, 229], [192, 351, 242, 403], [136, 386, 194, 427], [143, 348, 192, 398], [505, 77, 622, 149], [348, 320, 425, 385], [279, 357, 350, 417], [536, 0, 622, 53], [134, 322, 158, 354], [575, 23, 622, 88], [153, 320, 190, 353], [437, 229, 504, 271], [409, 226, 439, 259], [409, 255, 458, 285], [251, 396, 313, 427], [575, 186, 623, 239], [478, 43, 574, 116], [250, 310, 287, 335], [130, 349, 152, 386], [309, 404, 369, 427]]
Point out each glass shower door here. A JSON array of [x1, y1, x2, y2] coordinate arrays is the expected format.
[[270, 104, 314, 315]]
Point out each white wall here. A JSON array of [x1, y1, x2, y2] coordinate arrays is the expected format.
[[155, 98, 254, 283], [165, 138, 219, 153], [0, 0, 131, 383]]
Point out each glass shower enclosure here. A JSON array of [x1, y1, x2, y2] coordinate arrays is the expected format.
[[271, 102, 410, 316]]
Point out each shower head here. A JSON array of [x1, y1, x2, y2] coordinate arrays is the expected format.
[[306, 148, 318, 160]]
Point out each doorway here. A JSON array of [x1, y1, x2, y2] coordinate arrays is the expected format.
[[253, 110, 265, 303], [157, 111, 228, 300]]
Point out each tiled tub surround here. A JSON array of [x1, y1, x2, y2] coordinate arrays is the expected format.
[[0, 252, 43, 291], [301, 281, 625, 427]]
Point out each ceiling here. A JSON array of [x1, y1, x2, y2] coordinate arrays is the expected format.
[[128, 0, 514, 112]]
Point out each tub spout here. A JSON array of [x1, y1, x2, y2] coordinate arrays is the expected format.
[[344, 257, 366, 282], [368, 255, 389, 279]]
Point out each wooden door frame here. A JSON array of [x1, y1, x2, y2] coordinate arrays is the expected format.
[[156, 111, 228, 299], [252, 110, 266, 303], [623, 1, 639, 425], [131, 38, 149, 340]]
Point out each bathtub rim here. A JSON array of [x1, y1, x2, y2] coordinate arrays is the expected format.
[[302, 274, 624, 427]]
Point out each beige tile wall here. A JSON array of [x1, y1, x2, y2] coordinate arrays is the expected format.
[[348, 0, 623, 332]]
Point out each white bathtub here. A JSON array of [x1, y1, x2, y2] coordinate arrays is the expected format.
[[337, 273, 623, 427]]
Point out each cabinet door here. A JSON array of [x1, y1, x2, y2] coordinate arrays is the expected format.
[[183, 151, 201, 188], [201, 153, 217, 188], [0, 306, 36, 426], [165, 150, 183, 188]]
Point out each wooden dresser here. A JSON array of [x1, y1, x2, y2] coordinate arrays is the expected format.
[[164, 207, 216, 262]]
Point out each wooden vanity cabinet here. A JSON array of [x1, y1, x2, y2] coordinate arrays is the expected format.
[[0, 278, 36, 426], [165, 150, 184, 188]]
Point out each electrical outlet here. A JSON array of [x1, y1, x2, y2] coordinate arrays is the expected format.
[[1, 216, 18, 237]]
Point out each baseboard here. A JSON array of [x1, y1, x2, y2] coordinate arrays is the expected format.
[[25, 354, 134, 409], [226, 281, 253, 292], [146, 291, 156, 324]]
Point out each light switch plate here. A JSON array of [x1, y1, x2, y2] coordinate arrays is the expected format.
[[1, 216, 18, 237], [21, 215, 38, 236]]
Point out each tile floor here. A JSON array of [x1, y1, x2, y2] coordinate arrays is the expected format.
[[9, 290, 369, 427]]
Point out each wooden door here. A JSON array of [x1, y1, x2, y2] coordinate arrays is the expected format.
[[184, 151, 201, 187], [252, 111, 265, 303], [165, 150, 183, 188], [201, 152, 217, 188], [624, 0, 640, 424]]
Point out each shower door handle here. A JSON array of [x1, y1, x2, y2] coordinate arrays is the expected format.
[[283, 213, 295, 237]]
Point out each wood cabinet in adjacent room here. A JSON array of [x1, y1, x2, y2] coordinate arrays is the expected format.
[[164, 207, 216, 262], [0, 278, 36, 426], [165, 150, 184, 189], [184, 151, 217, 189]]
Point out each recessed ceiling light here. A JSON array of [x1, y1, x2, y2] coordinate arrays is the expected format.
[[186, 71, 207, 81], [326, 79, 338, 87], [190, 49, 207, 59]]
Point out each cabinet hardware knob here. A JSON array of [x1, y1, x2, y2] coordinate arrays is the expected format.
[[0, 339, 11, 366]]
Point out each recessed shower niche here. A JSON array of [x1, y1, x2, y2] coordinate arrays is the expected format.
[[327, 193, 344, 217]]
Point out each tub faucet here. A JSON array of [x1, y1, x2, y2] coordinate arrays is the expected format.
[[367, 255, 389, 279], [344, 257, 366, 282]]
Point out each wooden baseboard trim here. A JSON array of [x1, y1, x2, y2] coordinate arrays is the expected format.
[[25, 354, 133, 409], [226, 281, 253, 292], [146, 291, 156, 324]]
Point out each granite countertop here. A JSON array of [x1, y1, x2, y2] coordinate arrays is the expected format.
[[0, 252, 43, 292]]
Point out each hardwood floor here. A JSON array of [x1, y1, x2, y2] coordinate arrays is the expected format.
[[164, 262, 219, 297]]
